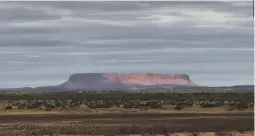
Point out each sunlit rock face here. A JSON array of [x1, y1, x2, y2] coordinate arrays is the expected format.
[[59, 73, 198, 90]]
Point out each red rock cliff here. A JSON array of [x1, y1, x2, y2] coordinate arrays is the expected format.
[[60, 73, 198, 90]]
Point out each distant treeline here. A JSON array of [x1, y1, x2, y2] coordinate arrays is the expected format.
[[0, 91, 254, 101], [0, 91, 253, 111]]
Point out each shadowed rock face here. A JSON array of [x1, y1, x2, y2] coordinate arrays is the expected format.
[[59, 73, 198, 90]]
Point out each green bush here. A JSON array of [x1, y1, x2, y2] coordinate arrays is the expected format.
[[4, 105, 13, 110], [123, 102, 133, 108], [236, 102, 249, 110], [174, 104, 185, 110]]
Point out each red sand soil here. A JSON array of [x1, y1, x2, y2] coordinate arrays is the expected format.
[[0, 112, 253, 136]]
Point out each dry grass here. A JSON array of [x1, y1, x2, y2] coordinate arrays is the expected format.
[[0, 106, 253, 116], [42, 132, 255, 136], [170, 132, 254, 136], [0, 109, 63, 115]]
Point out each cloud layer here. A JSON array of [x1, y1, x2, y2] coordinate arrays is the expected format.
[[0, 1, 254, 88]]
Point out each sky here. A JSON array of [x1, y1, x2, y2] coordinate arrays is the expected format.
[[0, 1, 254, 88]]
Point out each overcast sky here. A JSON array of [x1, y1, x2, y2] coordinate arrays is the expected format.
[[0, 1, 254, 88]]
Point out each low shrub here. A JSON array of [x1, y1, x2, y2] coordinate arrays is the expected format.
[[4, 105, 13, 110]]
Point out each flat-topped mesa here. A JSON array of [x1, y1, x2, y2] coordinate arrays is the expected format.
[[101, 73, 192, 85], [69, 73, 190, 80], [61, 73, 198, 90], [69, 73, 106, 82]]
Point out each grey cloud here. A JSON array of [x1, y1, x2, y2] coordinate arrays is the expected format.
[[2, 2, 252, 27], [0, 7, 61, 23], [0, 2, 253, 88]]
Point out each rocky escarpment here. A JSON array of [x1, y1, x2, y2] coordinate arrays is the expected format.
[[59, 73, 198, 90]]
